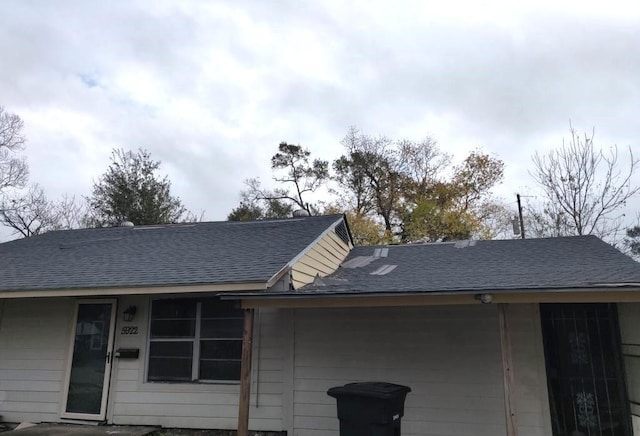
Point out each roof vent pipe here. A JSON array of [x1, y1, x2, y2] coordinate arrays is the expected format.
[[292, 209, 311, 217]]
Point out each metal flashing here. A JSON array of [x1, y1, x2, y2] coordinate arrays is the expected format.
[[373, 248, 389, 258], [342, 256, 376, 269], [454, 240, 477, 248], [370, 265, 397, 276]]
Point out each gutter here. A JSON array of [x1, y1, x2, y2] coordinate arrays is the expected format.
[[221, 286, 640, 309], [0, 280, 270, 299], [220, 284, 640, 301]]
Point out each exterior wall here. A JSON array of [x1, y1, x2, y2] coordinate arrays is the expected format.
[[289, 304, 552, 436], [0, 298, 74, 423], [507, 304, 553, 436], [0, 295, 288, 431], [292, 305, 505, 436], [291, 229, 351, 289], [0, 297, 553, 436], [108, 294, 287, 431], [617, 303, 640, 435]]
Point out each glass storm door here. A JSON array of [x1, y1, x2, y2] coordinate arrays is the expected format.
[[62, 300, 116, 420], [541, 303, 632, 436]]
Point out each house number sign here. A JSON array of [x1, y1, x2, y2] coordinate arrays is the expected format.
[[121, 326, 139, 335]]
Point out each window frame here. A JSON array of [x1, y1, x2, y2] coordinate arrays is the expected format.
[[146, 296, 243, 384]]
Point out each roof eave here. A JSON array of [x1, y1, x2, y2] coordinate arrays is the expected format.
[[0, 281, 269, 299], [221, 285, 640, 308]]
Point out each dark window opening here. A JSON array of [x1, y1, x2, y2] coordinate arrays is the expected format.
[[148, 297, 243, 382], [541, 303, 632, 436]]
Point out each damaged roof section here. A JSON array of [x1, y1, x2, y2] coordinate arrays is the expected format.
[[0, 214, 348, 293], [295, 235, 640, 296]]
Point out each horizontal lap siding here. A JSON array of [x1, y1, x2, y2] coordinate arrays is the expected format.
[[507, 304, 553, 436], [109, 295, 286, 431], [617, 303, 640, 435], [0, 298, 73, 423], [291, 231, 350, 289], [292, 305, 507, 436]]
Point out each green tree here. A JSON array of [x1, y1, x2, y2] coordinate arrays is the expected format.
[[625, 225, 640, 258], [228, 129, 506, 241], [227, 181, 293, 221], [334, 127, 505, 243], [400, 151, 504, 242], [87, 148, 187, 226], [227, 201, 264, 222], [228, 142, 328, 220], [334, 129, 412, 237], [271, 142, 329, 213]]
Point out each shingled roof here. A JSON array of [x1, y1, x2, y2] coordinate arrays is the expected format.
[[0, 214, 345, 293], [234, 235, 640, 298]]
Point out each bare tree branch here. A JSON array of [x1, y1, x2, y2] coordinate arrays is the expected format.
[[1, 184, 54, 237], [0, 106, 28, 193], [530, 125, 639, 239]]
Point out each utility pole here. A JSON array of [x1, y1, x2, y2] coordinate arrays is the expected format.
[[516, 194, 525, 239]]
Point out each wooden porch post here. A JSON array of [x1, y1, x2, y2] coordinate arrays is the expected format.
[[238, 308, 255, 436], [498, 303, 518, 436]]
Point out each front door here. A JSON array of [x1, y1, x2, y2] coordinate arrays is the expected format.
[[541, 303, 632, 436], [62, 300, 116, 420]]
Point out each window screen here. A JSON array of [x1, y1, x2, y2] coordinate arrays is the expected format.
[[148, 298, 243, 382]]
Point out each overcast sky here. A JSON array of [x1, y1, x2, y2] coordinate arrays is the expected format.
[[1, 0, 639, 240]]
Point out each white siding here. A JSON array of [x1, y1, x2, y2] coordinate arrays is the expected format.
[[0, 297, 554, 435], [292, 305, 508, 436], [291, 230, 351, 289], [617, 303, 640, 435], [108, 295, 287, 431], [0, 298, 74, 423], [508, 304, 553, 436]]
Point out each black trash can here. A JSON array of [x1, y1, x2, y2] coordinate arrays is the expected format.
[[327, 382, 411, 436]]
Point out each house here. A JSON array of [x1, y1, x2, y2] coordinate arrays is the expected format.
[[0, 214, 352, 432], [229, 235, 640, 436], [1, 214, 640, 436]]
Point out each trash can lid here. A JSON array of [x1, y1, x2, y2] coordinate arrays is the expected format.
[[327, 382, 411, 399]]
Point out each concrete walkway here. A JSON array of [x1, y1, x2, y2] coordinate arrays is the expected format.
[[7, 424, 157, 435]]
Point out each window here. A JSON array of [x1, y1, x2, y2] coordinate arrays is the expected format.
[[147, 297, 243, 382]]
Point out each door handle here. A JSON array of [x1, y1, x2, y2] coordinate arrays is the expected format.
[[106, 351, 111, 364]]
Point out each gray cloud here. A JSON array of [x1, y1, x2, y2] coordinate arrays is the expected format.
[[1, 1, 639, 241]]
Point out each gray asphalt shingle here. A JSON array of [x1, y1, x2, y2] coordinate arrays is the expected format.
[[298, 235, 640, 295], [0, 214, 343, 292]]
